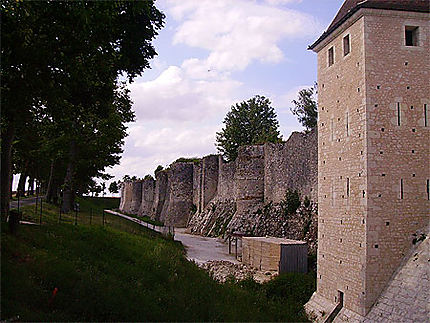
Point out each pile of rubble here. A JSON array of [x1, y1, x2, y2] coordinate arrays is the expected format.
[[199, 260, 277, 284]]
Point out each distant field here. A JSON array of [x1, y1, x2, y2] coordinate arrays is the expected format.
[[2, 197, 315, 322]]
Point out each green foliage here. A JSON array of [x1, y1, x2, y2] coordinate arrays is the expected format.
[[154, 165, 164, 176], [190, 204, 197, 214], [1, 0, 165, 213], [264, 272, 316, 306], [143, 175, 154, 181], [291, 84, 318, 131], [108, 181, 120, 194], [216, 95, 282, 161], [303, 195, 311, 208], [281, 190, 301, 215], [2, 199, 314, 322]]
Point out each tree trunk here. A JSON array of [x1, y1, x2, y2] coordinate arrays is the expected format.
[[17, 168, 28, 198], [62, 140, 77, 213], [46, 159, 55, 203], [10, 173, 14, 199], [1, 124, 15, 219], [27, 177, 34, 196]]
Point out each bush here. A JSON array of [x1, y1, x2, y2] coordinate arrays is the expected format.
[[281, 190, 301, 215], [303, 196, 311, 208]]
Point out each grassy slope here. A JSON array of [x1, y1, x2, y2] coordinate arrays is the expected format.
[[2, 197, 315, 322]]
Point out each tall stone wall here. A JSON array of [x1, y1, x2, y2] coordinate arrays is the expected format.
[[217, 157, 236, 201], [193, 162, 202, 212], [119, 181, 133, 213], [264, 129, 318, 204], [201, 155, 219, 210], [150, 170, 168, 221], [138, 177, 155, 217], [159, 162, 194, 227], [129, 180, 143, 214], [119, 130, 318, 232]]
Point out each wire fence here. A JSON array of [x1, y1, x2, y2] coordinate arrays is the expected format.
[[10, 198, 173, 239]]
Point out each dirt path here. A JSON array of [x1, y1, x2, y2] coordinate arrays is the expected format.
[[174, 228, 239, 265], [9, 197, 40, 210]]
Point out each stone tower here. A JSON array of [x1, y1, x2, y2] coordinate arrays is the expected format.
[[306, 0, 429, 320]]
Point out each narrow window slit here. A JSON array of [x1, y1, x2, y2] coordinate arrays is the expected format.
[[400, 179, 404, 199], [397, 102, 401, 126]]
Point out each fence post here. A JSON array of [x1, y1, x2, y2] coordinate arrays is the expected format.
[[39, 198, 43, 225], [35, 196, 38, 216]]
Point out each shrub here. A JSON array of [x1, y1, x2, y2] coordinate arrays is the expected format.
[[281, 190, 301, 215]]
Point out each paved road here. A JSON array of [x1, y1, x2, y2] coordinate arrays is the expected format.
[[9, 196, 40, 210], [175, 228, 239, 264]]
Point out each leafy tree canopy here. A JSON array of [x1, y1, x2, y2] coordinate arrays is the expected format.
[[216, 95, 282, 161], [291, 84, 318, 131], [109, 181, 119, 194]]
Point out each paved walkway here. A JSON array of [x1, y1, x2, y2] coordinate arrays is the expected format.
[[9, 196, 40, 210], [106, 210, 239, 265], [174, 228, 239, 265]]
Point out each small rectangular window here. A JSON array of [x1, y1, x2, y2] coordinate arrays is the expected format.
[[328, 47, 334, 66], [343, 35, 350, 56], [400, 179, 404, 199], [425, 104, 428, 127], [346, 178, 350, 197], [405, 26, 418, 46], [397, 102, 401, 126]]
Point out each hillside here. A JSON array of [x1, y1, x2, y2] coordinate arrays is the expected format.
[[2, 198, 315, 322]]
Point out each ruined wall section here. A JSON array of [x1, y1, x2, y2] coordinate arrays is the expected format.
[[129, 180, 142, 214], [138, 177, 155, 217], [119, 181, 133, 213], [160, 162, 194, 227], [227, 145, 265, 232], [150, 170, 168, 221], [201, 155, 219, 209], [264, 129, 318, 204], [193, 162, 202, 212], [216, 157, 236, 201]]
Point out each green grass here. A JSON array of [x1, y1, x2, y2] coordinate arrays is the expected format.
[[119, 211, 164, 226], [2, 198, 315, 322]]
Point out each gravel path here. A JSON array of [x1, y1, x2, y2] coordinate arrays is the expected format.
[[9, 197, 40, 210], [174, 228, 239, 265]]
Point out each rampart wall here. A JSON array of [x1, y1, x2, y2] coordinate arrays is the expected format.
[[138, 177, 155, 217], [120, 130, 317, 231]]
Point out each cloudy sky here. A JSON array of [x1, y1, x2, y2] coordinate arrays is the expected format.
[[108, 0, 343, 185]]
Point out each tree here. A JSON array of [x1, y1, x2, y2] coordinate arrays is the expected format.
[[216, 95, 282, 161], [291, 84, 318, 131], [1, 1, 165, 217], [109, 181, 119, 194]]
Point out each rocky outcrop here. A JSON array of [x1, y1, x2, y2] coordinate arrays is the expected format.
[[187, 200, 236, 236]]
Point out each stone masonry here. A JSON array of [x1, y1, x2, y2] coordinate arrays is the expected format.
[[306, 0, 429, 320], [120, 130, 318, 232]]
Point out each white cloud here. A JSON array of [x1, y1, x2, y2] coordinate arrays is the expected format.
[[167, 0, 321, 72], [129, 65, 241, 122], [263, 0, 303, 6]]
